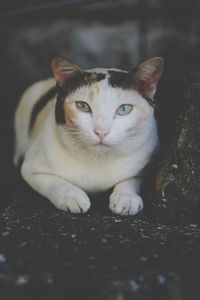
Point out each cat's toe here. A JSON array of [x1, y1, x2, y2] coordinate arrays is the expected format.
[[128, 195, 143, 215], [54, 189, 91, 213], [109, 193, 143, 216], [56, 197, 79, 213]]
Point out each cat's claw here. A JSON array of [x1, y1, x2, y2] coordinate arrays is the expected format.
[[51, 186, 91, 213], [109, 192, 143, 216]]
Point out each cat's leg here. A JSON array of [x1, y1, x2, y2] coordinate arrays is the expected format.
[[21, 168, 91, 213], [109, 178, 143, 216]]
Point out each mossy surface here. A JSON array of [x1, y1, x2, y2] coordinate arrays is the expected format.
[[154, 71, 200, 221], [1, 181, 200, 300]]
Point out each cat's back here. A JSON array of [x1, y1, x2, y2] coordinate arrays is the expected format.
[[14, 78, 56, 165]]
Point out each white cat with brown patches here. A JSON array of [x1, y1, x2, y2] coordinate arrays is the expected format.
[[14, 56, 164, 215]]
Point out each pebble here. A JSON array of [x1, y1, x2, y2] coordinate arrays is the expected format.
[[101, 238, 108, 244], [15, 275, 30, 286], [45, 274, 53, 284], [1, 228, 11, 237], [129, 279, 139, 291], [157, 274, 166, 284], [172, 164, 178, 169], [0, 254, 6, 263], [140, 256, 148, 262]]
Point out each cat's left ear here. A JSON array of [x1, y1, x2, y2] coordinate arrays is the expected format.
[[51, 56, 82, 86], [132, 57, 164, 100]]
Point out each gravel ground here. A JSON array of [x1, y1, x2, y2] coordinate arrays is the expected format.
[[1, 178, 200, 300]]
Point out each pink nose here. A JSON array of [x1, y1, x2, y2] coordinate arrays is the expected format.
[[94, 128, 110, 140]]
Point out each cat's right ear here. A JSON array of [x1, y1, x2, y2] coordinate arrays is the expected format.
[[51, 57, 82, 86]]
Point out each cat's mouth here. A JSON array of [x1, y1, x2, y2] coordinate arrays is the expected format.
[[94, 141, 111, 148]]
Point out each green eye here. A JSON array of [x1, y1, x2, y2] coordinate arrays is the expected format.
[[76, 101, 91, 113], [116, 104, 133, 115]]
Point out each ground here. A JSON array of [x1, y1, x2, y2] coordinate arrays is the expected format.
[[1, 177, 200, 300]]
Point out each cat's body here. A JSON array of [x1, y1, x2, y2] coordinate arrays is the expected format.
[[14, 57, 164, 215]]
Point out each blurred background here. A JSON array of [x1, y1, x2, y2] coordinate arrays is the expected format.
[[0, 0, 200, 209]]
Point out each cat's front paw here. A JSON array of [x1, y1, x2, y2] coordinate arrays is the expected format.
[[109, 192, 143, 216], [51, 185, 91, 213]]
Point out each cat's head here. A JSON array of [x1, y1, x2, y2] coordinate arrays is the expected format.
[[51, 56, 164, 153]]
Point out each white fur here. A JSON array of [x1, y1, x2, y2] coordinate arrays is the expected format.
[[14, 69, 159, 215]]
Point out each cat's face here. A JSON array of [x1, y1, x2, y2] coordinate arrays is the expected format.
[[52, 57, 164, 153], [62, 76, 153, 149]]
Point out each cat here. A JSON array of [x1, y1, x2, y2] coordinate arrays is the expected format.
[[14, 56, 164, 215]]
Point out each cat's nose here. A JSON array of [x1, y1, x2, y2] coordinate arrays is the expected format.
[[94, 128, 110, 140]]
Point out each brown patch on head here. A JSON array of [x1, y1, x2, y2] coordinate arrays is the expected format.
[[88, 82, 101, 103], [95, 82, 101, 95], [88, 89, 95, 103], [63, 101, 77, 129]]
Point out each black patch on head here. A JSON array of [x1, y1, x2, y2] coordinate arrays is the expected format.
[[96, 73, 107, 81], [29, 86, 57, 134], [55, 88, 65, 124], [55, 72, 106, 125], [84, 72, 106, 84], [108, 70, 132, 88], [108, 69, 155, 108]]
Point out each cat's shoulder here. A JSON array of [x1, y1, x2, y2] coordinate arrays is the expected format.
[[15, 77, 55, 121], [20, 78, 55, 104]]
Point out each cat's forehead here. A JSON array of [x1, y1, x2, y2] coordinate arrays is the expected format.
[[71, 69, 145, 107], [58, 67, 138, 102]]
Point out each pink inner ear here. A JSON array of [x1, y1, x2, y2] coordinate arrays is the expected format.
[[55, 69, 74, 86], [56, 72, 66, 86], [52, 57, 81, 87], [133, 57, 164, 99], [134, 76, 158, 100]]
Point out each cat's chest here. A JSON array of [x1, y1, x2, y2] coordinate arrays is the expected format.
[[50, 151, 139, 192]]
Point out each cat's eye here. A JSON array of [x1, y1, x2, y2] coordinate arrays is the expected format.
[[116, 104, 133, 115], [76, 101, 91, 113]]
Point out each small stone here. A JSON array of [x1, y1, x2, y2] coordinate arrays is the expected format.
[[18, 241, 28, 248], [140, 256, 148, 261], [101, 238, 108, 244], [129, 279, 139, 291], [45, 274, 53, 284], [157, 274, 166, 284], [0, 254, 6, 263], [15, 275, 30, 286], [172, 164, 178, 169], [89, 256, 96, 261], [1, 228, 11, 237]]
